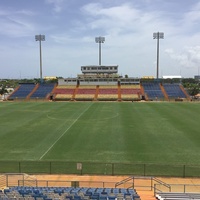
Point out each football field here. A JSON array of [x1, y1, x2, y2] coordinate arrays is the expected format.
[[1, 101, 200, 166]]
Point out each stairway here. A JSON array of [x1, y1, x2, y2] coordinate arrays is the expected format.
[[160, 83, 169, 101], [137, 191, 156, 200], [118, 85, 121, 100], [94, 85, 99, 100]]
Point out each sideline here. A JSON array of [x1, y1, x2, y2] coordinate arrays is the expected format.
[[39, 102, 93, 160]]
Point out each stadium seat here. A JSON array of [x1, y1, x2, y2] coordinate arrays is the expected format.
[[1, 186, 140, 200], [8, 83, 36, 100], [163, 83, 187, 99], [142, 82, 164, 100], [30, 84, 55, 99]]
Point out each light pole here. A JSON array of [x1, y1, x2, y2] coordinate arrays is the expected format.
[[95, 36, 105, 65], [35, 34, 45, 83], [153, 32, 164, 79]]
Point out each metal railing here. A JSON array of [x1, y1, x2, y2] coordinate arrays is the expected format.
[[154, 183, 200, 195], [115, 176, 171, 194], [1, 161, 200, 177], [3, 173, 200, 198]]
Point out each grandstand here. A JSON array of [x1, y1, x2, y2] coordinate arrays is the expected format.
[[1, 186, 140, 200], [120, 85, 141, 101], [163, 83, 188, 100], [142, 82, 165, 101], [98, 85, 119, 101], [1, 174, 200, 200], [30, 84, 55, 99], [7, 66, 190, 102], [53, 85, 76, 101], [75, 85, 96, 101], [8, 83, 55, 100], [8, 83, 36, 100], [8, 81, 189, 102]]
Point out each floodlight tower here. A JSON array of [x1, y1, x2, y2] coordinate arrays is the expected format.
[[95, 36, 105, 65], [153, 32, 164, 79], [35, 34, 45, 83]]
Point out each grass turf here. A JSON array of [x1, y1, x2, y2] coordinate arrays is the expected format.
[[0, 101, 200, 167]]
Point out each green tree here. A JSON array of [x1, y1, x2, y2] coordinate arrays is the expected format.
[[0, 86, 8, 95]]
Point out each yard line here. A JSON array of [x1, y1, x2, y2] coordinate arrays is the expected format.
[[39, 102, 93, 160]]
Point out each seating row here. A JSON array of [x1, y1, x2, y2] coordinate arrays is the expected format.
[[8, 83, 188, 101], [0, 187, 140, 200], [8, 84, 55, 100], [156, 192, 200, 200], [142, 83, 164, 99], [10, 84, 36, 99], [143, 83, 187, 100], [55, 94, 139, 100], [30, 84, 55, 98], [163, 84, 186, 99]]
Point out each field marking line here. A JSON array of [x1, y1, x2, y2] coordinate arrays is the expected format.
[[46, 114, 67, 120], [39, 102, 93, 160]]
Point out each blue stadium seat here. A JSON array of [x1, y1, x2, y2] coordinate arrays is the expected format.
[[163, 83, 187, 99], [8, 83, 36, 99], [142, 82, 164, 100], [30, 84, 55, 99], [2, 186, 139, 200]]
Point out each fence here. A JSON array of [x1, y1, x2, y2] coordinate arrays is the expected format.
[[1, 161, 200, 177]]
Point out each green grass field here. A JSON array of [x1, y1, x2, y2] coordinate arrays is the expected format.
[[0, 101, 200, 176], [1, 101, 200, 166]]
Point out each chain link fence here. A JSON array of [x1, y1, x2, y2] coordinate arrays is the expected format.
[[0, 161, 200, 177]]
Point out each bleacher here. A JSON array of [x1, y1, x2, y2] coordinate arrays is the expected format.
[[8, 83, 36, 100], [7, 81, 189, 102], [0, 187, 140, 200], [30, 84, 55, 99], [142, 82, 164, 100], [54, 85, 76, 100], [120, 85, 141, 101], [156, 192, 200, 200], [97, 85, 118, 101], [75, 85, 96, 101], [163, 83, 187, 99]]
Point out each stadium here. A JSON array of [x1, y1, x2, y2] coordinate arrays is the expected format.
[[1, 62, 200, 200], [6, 65, 191, 102]]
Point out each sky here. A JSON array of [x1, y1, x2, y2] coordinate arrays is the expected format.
[[1, 0, 200, 79]]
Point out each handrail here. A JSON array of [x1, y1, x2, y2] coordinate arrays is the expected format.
[[115, 176, 171, 197], [153, 177, 171, 196], [1, 173, 37, 188], [153, 177, 171, 190], [18, 179, 118, 188], [153, 184, 163, 194], [115, 176, 133, 188]]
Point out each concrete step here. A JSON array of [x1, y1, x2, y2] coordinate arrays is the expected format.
[[137, 190, 156, 200]]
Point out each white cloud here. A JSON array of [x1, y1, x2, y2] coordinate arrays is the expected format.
[[184, 1, 200, 23], [81, 3, 142, 34], [45, 0, 64, 13], [165, 46, 200, 70], [1, 0, 200, 78], [16, 10, 36, 16], [0, 7, 37, 37]]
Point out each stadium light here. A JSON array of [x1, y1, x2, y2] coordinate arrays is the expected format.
[[35, 34, 45, 83], [95, 36, 105, 65], [153, 32, 164, 79]]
